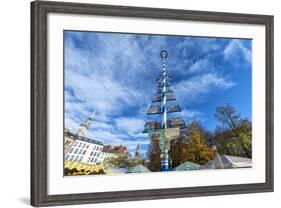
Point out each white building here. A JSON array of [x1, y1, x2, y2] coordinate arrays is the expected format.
[[64, 112, 104, 165], [100, 151, 118, 162], [64, 128, 75, 155], [64, 131, 104, 165], [64, 112, 128, 165], [64, 132, 129, 165]]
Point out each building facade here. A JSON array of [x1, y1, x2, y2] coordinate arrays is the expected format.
[[64, 128, 75, 155], [100, 145, 128, 162], [64, 112, 128, 165], [64, 131, 104, 165]]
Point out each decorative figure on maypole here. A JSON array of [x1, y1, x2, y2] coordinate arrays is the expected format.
[[144, 50, 186, 171]]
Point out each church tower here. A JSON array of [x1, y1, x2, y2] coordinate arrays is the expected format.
[[134, 144, 141, 159], [76, 111, 96, 137]]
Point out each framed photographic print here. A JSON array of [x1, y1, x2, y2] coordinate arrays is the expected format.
[[31, 0, 274, 207]]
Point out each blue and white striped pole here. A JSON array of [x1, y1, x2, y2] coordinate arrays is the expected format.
[[162, 58, 167, 129], [160, 50, 169, 172]]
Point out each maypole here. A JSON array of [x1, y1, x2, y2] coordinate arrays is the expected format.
[[144, 50, 186, 172], [160, 50, 169, 171]]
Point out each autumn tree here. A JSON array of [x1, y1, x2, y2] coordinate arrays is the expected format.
[[185, 128, 215, 164], [170, 121, 215, 168], [147, 136, 161, 172]]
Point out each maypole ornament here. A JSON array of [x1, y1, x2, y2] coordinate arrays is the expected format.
[[160, 50, 168, 59]]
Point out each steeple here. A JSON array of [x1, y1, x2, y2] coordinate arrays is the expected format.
[[76, 111, 96, 137], [134, 144, 141, 159]]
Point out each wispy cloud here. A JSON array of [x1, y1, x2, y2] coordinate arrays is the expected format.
[[174, 73, 235, 103], [115, 117, 145, 137], [224, 39, 252, 64], [187, 58, 213, 74], [179, 109, 203, 118]]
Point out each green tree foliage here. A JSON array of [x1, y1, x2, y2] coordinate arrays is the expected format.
[[104, 156, 144, 169], [170, 121, 215, 168], [215, 105, 252, 158]]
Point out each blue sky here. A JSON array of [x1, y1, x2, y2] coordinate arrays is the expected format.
[[64, 31, 252, 156]]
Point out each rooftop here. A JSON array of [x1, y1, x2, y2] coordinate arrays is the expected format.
[[102, 145, 128, 154], [64, 130, 103, 146]]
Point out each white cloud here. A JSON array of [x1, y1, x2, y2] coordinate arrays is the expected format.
[[65, 101, 87, 117], [91, 120, 113, 130], [64, 116, 79, 133], [174, 73, 235, 102], [223, 39, 252, 64], [115, 117, 145, 137], [188, 58, 212, 74], [65, 71, 142, 115], [87, 129, 129, 146], [64, 33, 160, 118], [179, 110, 203, 118]]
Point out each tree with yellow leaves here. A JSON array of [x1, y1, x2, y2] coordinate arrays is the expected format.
[[185, 128, 215, 164], [170, 121, 215, 168]]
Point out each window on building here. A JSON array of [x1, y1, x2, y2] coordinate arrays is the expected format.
[[78, 149, 82, 154], [87, 157, 91, 162], [86, 145, 89, 149], [82, 143, 86, 148], [82, 150, 86, 155], [65, 155, 70, 161], [94, 158, 97, 163], [90, 151, 93, 156], [93, 146, 96, 150], [69, 148, 74, 153], [69, 155, 74, 161], [73, 142, 77, 146], [74, 149, 78, 154], [78, 142, 82, 147], [74, 156, 79, 161], [90, 158, 94, 163], [94, 152, 97, 156], [79, 156, 83, 161], [97, 153, 100, 157]]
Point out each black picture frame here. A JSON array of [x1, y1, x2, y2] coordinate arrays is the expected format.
[[31, 0, 274, 207]]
